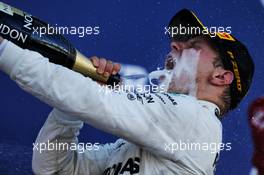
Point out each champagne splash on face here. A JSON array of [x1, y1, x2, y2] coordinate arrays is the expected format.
[[149, 48, 200, 96]]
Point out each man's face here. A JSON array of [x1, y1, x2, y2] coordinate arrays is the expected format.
[[164, 36, 219, 96]]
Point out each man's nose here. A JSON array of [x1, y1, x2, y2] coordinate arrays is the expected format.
[[170, 41, 189, 52]]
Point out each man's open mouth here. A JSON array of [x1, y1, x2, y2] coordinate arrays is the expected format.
[[165, 51, 181, 70]]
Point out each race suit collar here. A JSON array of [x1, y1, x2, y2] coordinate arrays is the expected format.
[[198, 100, 221, 118], [168, 93, 221, 118]]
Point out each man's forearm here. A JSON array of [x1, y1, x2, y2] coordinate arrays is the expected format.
[[0, 40, 128, 134], [0, 40, 97, 117]]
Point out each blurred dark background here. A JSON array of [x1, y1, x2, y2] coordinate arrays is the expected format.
[[0, 0, 263, 174]]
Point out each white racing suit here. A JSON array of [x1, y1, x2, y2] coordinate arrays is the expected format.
[[0, 40, 222, 175]]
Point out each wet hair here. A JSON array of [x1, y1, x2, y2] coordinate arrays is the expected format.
[[213, 56, 231, 115], [202, 36, 232, 115]]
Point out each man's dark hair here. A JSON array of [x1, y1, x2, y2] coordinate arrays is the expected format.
[[213, 56, 231, 115], [204, 36, 231, 116]]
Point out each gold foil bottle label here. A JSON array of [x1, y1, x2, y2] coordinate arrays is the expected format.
[[73, 51, 108, 83]]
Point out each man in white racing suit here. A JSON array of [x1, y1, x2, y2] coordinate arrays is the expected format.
[[0, 9, 254, 175]]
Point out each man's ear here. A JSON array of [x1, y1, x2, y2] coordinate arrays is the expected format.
[[210, 68, 234, 86]]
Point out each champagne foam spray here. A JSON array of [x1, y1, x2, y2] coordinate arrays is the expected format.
[[149, 48, 200, 97]]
